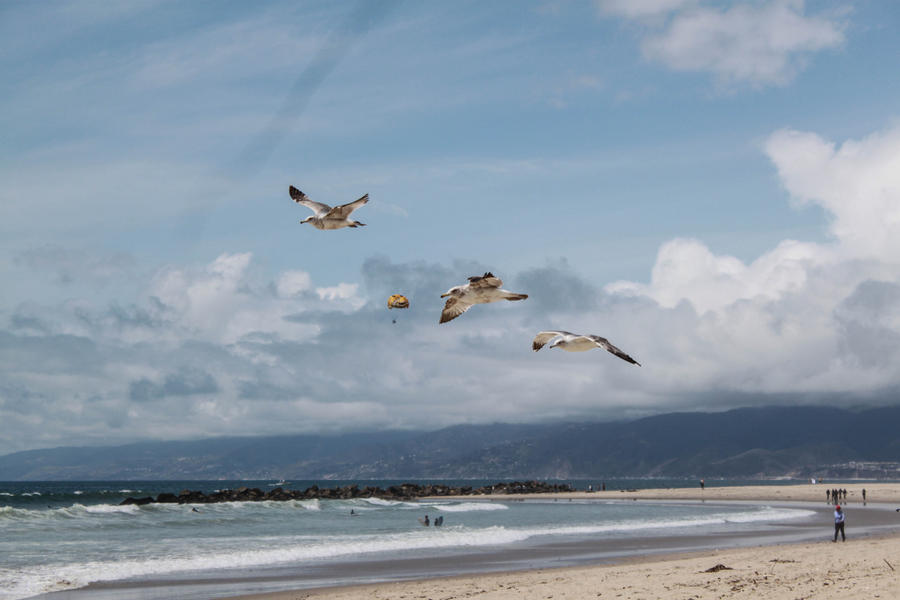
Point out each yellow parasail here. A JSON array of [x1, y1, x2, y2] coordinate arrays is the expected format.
[[387, 294, 410, 309]]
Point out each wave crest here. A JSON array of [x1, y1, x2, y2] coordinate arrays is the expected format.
[[427, 502, 509, 512]]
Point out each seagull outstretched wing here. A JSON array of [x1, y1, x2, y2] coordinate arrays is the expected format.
[[440, 297, 473, 324], [289, 186, 331, 216], [327, 194, 369, 219], [589, 335, 641, 366]]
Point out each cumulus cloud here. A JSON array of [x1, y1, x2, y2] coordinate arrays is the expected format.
[[607, 237, 827, 313], [605, 123, 900, 396], [765, 126, 900, 258], [600, 0, 845, 86]]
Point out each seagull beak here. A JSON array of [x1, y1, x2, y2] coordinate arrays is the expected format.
[[440, 293, 448, 298]]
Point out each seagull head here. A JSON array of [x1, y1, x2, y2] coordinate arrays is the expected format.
[[440, 285, 462, 298]]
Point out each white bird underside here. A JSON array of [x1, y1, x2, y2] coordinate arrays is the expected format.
[[440, 272, 528, 323], [289, 185, 369, 230], [532, 330, 640, 366]]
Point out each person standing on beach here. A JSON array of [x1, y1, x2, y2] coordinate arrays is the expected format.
[[700, 479, 705, 490], [862, 488, 867, 504], [833, 505, 846, 542], [826, 489, 831, 503]]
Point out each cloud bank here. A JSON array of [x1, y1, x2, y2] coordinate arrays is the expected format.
[[2, 123, 900, 454]]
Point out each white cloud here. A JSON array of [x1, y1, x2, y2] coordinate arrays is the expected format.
[[600, 0, 845, 86], [148, 252, 359, 345], [596, 0, 697, 19], [605, 124, 900, 396], [765, 126, 900, 259], [316, 283, 362, 303], [610, 124, 900, 313], [277, 270, 313, 297], [607, 237, 828, 312]]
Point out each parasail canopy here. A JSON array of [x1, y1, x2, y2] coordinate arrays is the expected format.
[[387, 294, 410, 309]]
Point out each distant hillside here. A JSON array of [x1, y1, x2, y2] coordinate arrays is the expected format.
[[1, 406, 899, 480]]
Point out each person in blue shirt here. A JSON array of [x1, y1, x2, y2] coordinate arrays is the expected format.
[[833, 505, 846, 542]]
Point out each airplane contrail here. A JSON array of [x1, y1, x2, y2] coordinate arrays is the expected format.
[[235, 0, 402, 176]]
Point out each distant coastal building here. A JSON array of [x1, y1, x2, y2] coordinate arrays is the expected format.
[[817, 461, 900, 479]]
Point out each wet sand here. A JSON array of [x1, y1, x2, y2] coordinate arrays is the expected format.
[[229, 532, 900, 600], [221, 482, 900, 600]]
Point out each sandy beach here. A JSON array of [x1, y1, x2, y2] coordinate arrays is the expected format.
[[481, 481, 900, 503], [225, 483, 900, 600]]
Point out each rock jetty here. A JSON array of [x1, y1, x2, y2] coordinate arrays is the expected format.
[[120, 480, 574, 506]]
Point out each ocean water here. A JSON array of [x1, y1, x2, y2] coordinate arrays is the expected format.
[[0, 480, 817, 600]]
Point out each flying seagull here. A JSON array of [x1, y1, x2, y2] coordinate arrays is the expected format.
[[532, 331, 641, 366], [289, 186, 369, 230], [439, 272, 528, 324]]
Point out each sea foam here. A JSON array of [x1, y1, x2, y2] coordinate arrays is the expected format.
[[0, 526, 530, 600], [424, 502, 510, 512]]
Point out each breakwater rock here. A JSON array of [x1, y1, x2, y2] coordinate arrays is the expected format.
[[120, 480, 574, 506]]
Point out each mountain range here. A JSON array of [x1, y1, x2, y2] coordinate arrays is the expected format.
[[2, 406, 899, 480]]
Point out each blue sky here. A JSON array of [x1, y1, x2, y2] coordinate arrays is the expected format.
[[2, 0, 899, 454]]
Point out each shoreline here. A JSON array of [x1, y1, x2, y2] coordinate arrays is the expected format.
[[216, 483, 900, 600]]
